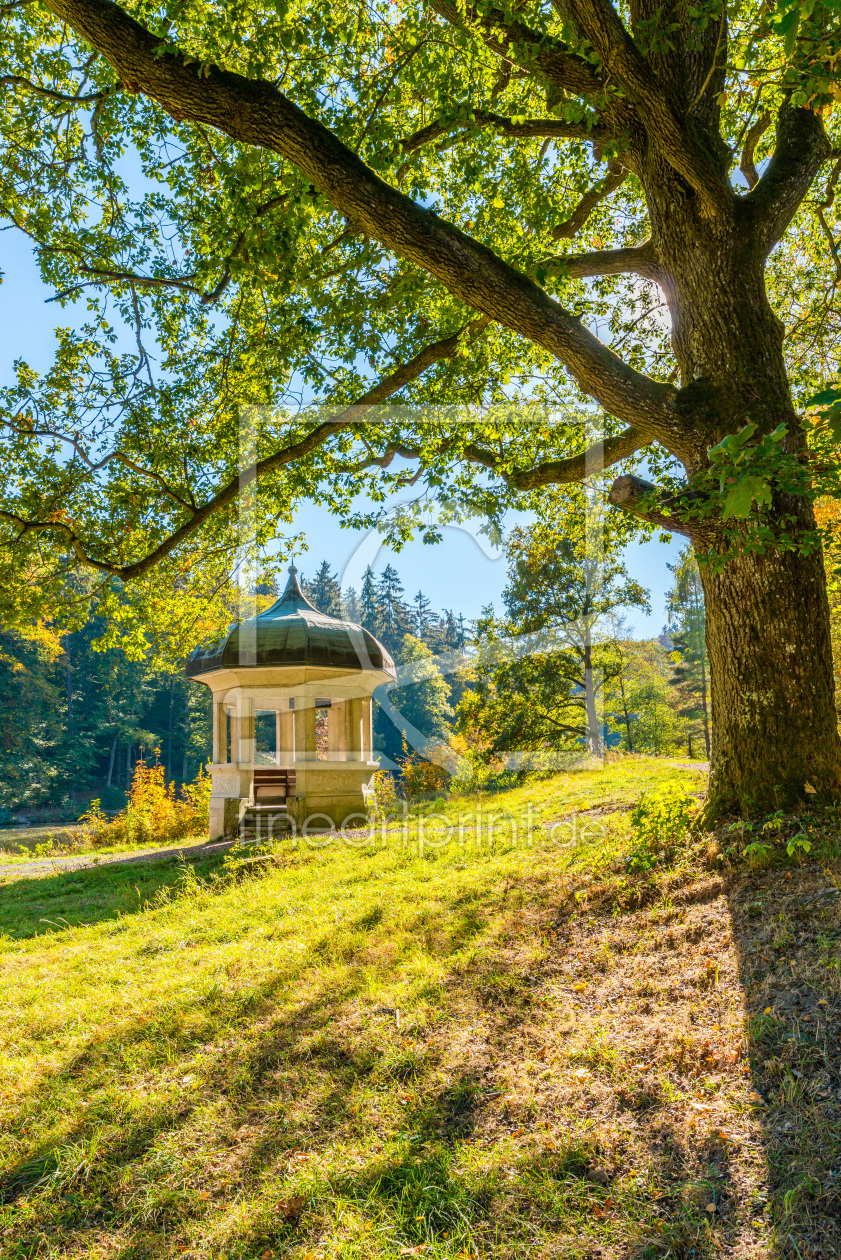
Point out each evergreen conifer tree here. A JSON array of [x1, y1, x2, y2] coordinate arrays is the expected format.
[[375, 565, 411, 654], [304, 560, 343, 617], [342, 586, 361, 623], [411, 589, 434, 641], [360, 567, 382, 637], [439, 609, 464, 651]]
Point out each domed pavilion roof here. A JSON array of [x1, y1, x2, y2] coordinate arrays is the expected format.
[[185, 567, 395, 679]]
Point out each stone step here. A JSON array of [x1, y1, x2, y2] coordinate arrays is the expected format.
[[236, 810, 293, 841]]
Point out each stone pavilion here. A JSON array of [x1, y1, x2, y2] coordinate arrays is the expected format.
[[185, 566, 395, 837]]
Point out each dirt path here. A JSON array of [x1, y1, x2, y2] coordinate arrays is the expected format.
[[0, 837, 236, 881]]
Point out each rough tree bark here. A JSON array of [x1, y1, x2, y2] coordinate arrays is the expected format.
[[634, 103, 841, 813], [702, 541, 839, 813], [21, 0, 841, 818]]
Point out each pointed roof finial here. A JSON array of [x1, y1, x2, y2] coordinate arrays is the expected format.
[[278, 562, 312, 607]]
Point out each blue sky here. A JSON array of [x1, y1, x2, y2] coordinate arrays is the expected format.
[[1, 227, 683, 636], [289, 497, 682, 635]]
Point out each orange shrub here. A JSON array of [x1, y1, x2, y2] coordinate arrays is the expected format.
[[399, 743, 450, 799], [80, 754, 211, 848]]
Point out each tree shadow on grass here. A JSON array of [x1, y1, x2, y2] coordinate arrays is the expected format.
[[0, 859, 709, 1258], [9, 847, 841, 1258], [727, 861, 841, 1259], [1, 869, 552, 1258]]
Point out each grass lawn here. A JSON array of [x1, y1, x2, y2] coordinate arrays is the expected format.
[[1, 755, 840, 1258]]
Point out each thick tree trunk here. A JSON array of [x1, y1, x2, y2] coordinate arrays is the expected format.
[[701, 538, 841, 817], [631, 176, 841, 817]]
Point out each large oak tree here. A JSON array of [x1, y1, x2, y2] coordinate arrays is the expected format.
[[1, 0, 840, 817]]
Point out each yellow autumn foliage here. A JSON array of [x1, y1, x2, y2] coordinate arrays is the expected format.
[[79, 756, 211, 848]]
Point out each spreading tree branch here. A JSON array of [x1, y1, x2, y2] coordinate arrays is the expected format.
[[355, 39, 426, 153], [0, 318, 489, 579], [395, 110, 608, 180], [0, 73, 117, 104], [45, 261, 204, 303], [428, 110, 607, 150], [538, 240, 662, 281], [465, 424, 649, 488], [2, 416, 196, 511], [430, 0, 607, 101], [342, 421, 648, 490], [739, 110, 771, 191], [43, 190, 290, 306], [747, 102, 833, 254], [816, 156, 841, 285], [607, 474, 697, 537], [562, 0, 732, 216], [40, 0, 677, 437], [551, 159, 627, 239]]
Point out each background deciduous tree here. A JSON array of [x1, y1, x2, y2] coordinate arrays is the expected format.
[[457, 505, 649, 760], [666, 546, 711, 758], [606, 638, 682, 756]]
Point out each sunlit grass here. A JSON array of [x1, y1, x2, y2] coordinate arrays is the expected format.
[[5, 755, 799, 1260]]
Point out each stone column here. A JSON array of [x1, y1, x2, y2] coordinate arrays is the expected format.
[[237, 696, 255, 766], [293, 697, 316, 762], [229, 707, 239, 766], [212, 699, 221, 764], [347, 697, 363, 760], [327, 701, 347, 761], [361, 697, 373, 762], [222, 702, 231, 764], [276, 706, 294, 767]]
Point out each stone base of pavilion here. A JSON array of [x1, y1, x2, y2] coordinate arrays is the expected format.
[[208, 758, 378, 838]]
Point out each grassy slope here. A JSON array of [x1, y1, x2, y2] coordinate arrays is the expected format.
[[1, 758, 839, 1259]]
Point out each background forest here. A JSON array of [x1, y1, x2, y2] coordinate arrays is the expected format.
[[0, 530, 711, 821]]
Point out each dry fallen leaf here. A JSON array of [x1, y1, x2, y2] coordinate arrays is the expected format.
[[279, 1195, 305, 1219], [587, 1168, 610, 1184], [705, 1202, 717, 1214], [748, 1091, 767, 1106]]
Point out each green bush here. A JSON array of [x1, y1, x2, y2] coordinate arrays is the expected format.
[[371, 769, 402, 811], [628, 787, 695, 870]]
